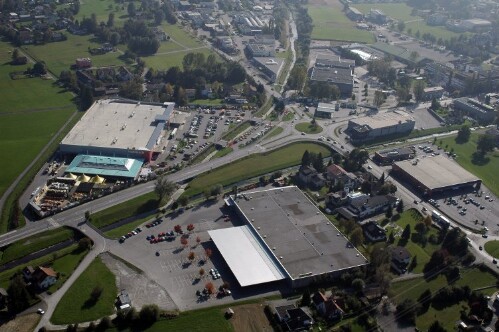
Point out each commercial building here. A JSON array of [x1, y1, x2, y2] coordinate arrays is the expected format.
[[422, 86, 444, 101], [246, 43, 275, 57], [60, 99, 175, 161], [314, 102, 339, 119], [310, 66, 354, 96], [374, 146, 415, 165], [65, 155, 144, 180], [346, 7, 364, 21], [208, 187, 367, 288], [346, 111, 415, 142], [315, 56, 355, 71], [392, 155, 481, 196], [251, 57, 284, 82], [368, 9, 388, 24], [453, 98, 496, 123], [461, 19, 492, 32]]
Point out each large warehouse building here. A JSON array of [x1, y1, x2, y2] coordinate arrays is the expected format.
[[347, 111, 415, 142], [392, 155, 481, 196], [208, 187, 368, 288], [60, 99, 175, 161]]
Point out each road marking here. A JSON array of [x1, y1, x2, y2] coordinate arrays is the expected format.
[[0, 230, 17, 238]]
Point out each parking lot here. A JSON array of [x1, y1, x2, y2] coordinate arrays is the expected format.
[[108, 200, 284, 310]]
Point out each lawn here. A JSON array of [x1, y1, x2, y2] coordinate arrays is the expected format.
[[90, 192, 159, 229], [0, 227, 75, 264], [307, 6, 374, 43], [214, 147, 233, 158], [0, 244, 88, 290], [190, 99, 223, 106], [103, 214, 153, 239], [183, 142, 331, 197], [73, 0, 138, 27], [391, 267, 499, 330], [222, 122, 251, 141], [22, 34, 127, 76], [143, 47, 212, 71], [264, 126, 284, 140], [484, 240, 499, 258], [295, 122, 323, 134], [437, 133, 499, 196], [51, 256, 117, 325], [282, 111, 294, 121], [354, 3, 415, 22], [405, 21, 463, 42]]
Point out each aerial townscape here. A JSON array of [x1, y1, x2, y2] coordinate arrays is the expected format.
[[1, 0, 499, 330]]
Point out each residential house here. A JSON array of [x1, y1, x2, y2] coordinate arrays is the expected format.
[[336, 194, 398, 220], [75, 58, 92, 69], [274, 304, 314, 331], [31, 266, 57, 289], [362, 221, 387, 243], [391, 246, 411, 274], [312, 292, 344, 321], [326, 191, 349, 208], [298, 166, 325, 190], [325, 164, 358, 190]]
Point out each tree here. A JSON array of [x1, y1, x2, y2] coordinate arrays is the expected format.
[[11, 48, 19, 61], [351, 278, 365, 293], [385, 206, 393, 219], [171, 201, 179, 211], [7, 274, 30, 313], [396, 200, 404, 213], [413, 80, 426, 102], [374, 90, 385, 107], [187, 224, 195, 232], [127, 2, 136, 17], [178, 195, 189, 207], [205, 248, 213, 260], [431, 97, 441, 110], [199, 268, 205, 278], [396, 298, 418, 324], [418, 289, 432, 313], [97, 317, 112, 330], [107, 12, 115, 27], [180, 237, 188, 249], [79, 86, 94, 111], [210, 184, 223, 198], [350, 227, 364, 246], [174, 224, 183, 234], [477, 134, 496, 155], [196, 236, 201, 246], [205, 282, 215, 294], [78, 237, 92, 250], [423, 215, 432, 228], [84, 210, 91, 221], [301, 150, 311, 167], [32, 61, 47, 75], [155, 176, 176, 206], [397, 20, 405, 32], [188, 251, 195, 261], [401, 224, 411, 240], [154, 10, 164, 25], [409, 255, 417, 271], [415, 222, 427, 236], [428, 320, 447, 332], [456, 125, 471, 143], [300, 289, 311, 306], [139, 304, 159, 325]]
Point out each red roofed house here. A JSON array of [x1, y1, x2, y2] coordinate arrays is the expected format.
[[31, 266, 58, 289], [312, 291, 345, 321], [325, 164, 358, 190]]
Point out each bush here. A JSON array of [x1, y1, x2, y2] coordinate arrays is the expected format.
[[139, 304, 160, 325]]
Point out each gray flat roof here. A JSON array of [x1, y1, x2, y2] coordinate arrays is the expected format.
[[232, 187, 367, 281], [61, 100, 174, 151], [394, 155, 480, 190], [350, 111, 415, 130], [310, 67, 353, 85], [208, 226, 286, 287], [252, 57, 285, 76]]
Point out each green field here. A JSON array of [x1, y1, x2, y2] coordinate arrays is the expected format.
[[484, 240, 499, 258], [90, 192, 159, 229], [307, 6, 374, 43], [0, 227, 75, 264], [354, 3, 414, 23], [103, 214, 153, 239], [183, 143, 331, 197], [143, 47, 212, 71], [51, 256, 117, 324], [190, 99, 223, 106], [214, 147, 233, 158], [391, 267, 498, 330], [22, 34, 127, 77], [437, 133, 499, 196], [72, 0, 138, 27], [295, 122, 323, 134], [264, 126, 284, 140], [405, 21, 462, 42], [0, 244, 88, 291], [0, 41, 76, 198]]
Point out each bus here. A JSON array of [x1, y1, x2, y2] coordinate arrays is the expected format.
[[169, 128, 177, 139]]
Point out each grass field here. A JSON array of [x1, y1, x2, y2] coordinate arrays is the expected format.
[[307, 6, 374, 43], [264, 126, 284, 140], [391, 267, 498, 330], [103, 214, 153, 239], [484, 240, 499, 258], [51, 256, 117, 324], [190, 99, 223, 106], [437, 133, 499, 196], [0, 41, 76, 199], [214, 147, 233, 158], [222, 122, 251, 141], [405, 21, 462, 42], [183, 142, 331, 197], [0, 244, 88, 290], [72, 0, 138, 27], [0, 227, 75, 264], [354, 3, 415, 22], [295, 122, 323, 134], [90, 192, 159, 229]]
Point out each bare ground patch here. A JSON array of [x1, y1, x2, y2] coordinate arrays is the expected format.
[[229, 303, 273, 332], [0, 313, 40, 332]]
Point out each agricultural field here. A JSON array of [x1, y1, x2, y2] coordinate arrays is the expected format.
[[183, 142, 331, 197], [0, 41, 75, 197], [354, 3, 415, 23], [307, 0, 374, 43], [437, 133, 499, 196], [51, 256, 117, 324]]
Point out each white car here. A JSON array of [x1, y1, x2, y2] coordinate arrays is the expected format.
[[37, 308, 45, 315], [367, 165, 372, 170]]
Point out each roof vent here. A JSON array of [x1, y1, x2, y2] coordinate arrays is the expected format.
[[272, 247, 276, 250], [257, 227, 261, 230], [279, 256, 283, 259]]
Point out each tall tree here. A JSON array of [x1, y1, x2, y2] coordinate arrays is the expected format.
[[413, 80, 426, 102], [476, 134, 495, 155], [301, 150, 311, 167], [154, 176, 176, 206], [7, 274, 30, 313], [456, 125, 471, 143]]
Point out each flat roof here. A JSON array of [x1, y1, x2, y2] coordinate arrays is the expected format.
[[394, 155, 480, 190], [232, 187, 367, 281], [310, 67, 353, 85], [252, 57, 285, 76], [61, 100, 174, 152], [350, 111, 415, 130], [65, 154, 143, 178], [208, 226, 286, 287]]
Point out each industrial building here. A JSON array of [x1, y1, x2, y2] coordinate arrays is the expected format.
[[251, 57, 284, 82], [315, 56, 355, 71], [374, 146, 415, 165], [310, 66, 354, 96], [65, 155, 144, 179], [346, 111, 415, 142], [392, 155, 481, 196], [60, 100, 175, 161], [246, 43, 275, 57], [208, 187, 367, 288], [314, 102, 338, 119], [453, 98, 496, 123]]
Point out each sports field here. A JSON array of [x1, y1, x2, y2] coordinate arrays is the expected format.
[[0, 42, 75, 197], [307, 4, 374, 43]]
